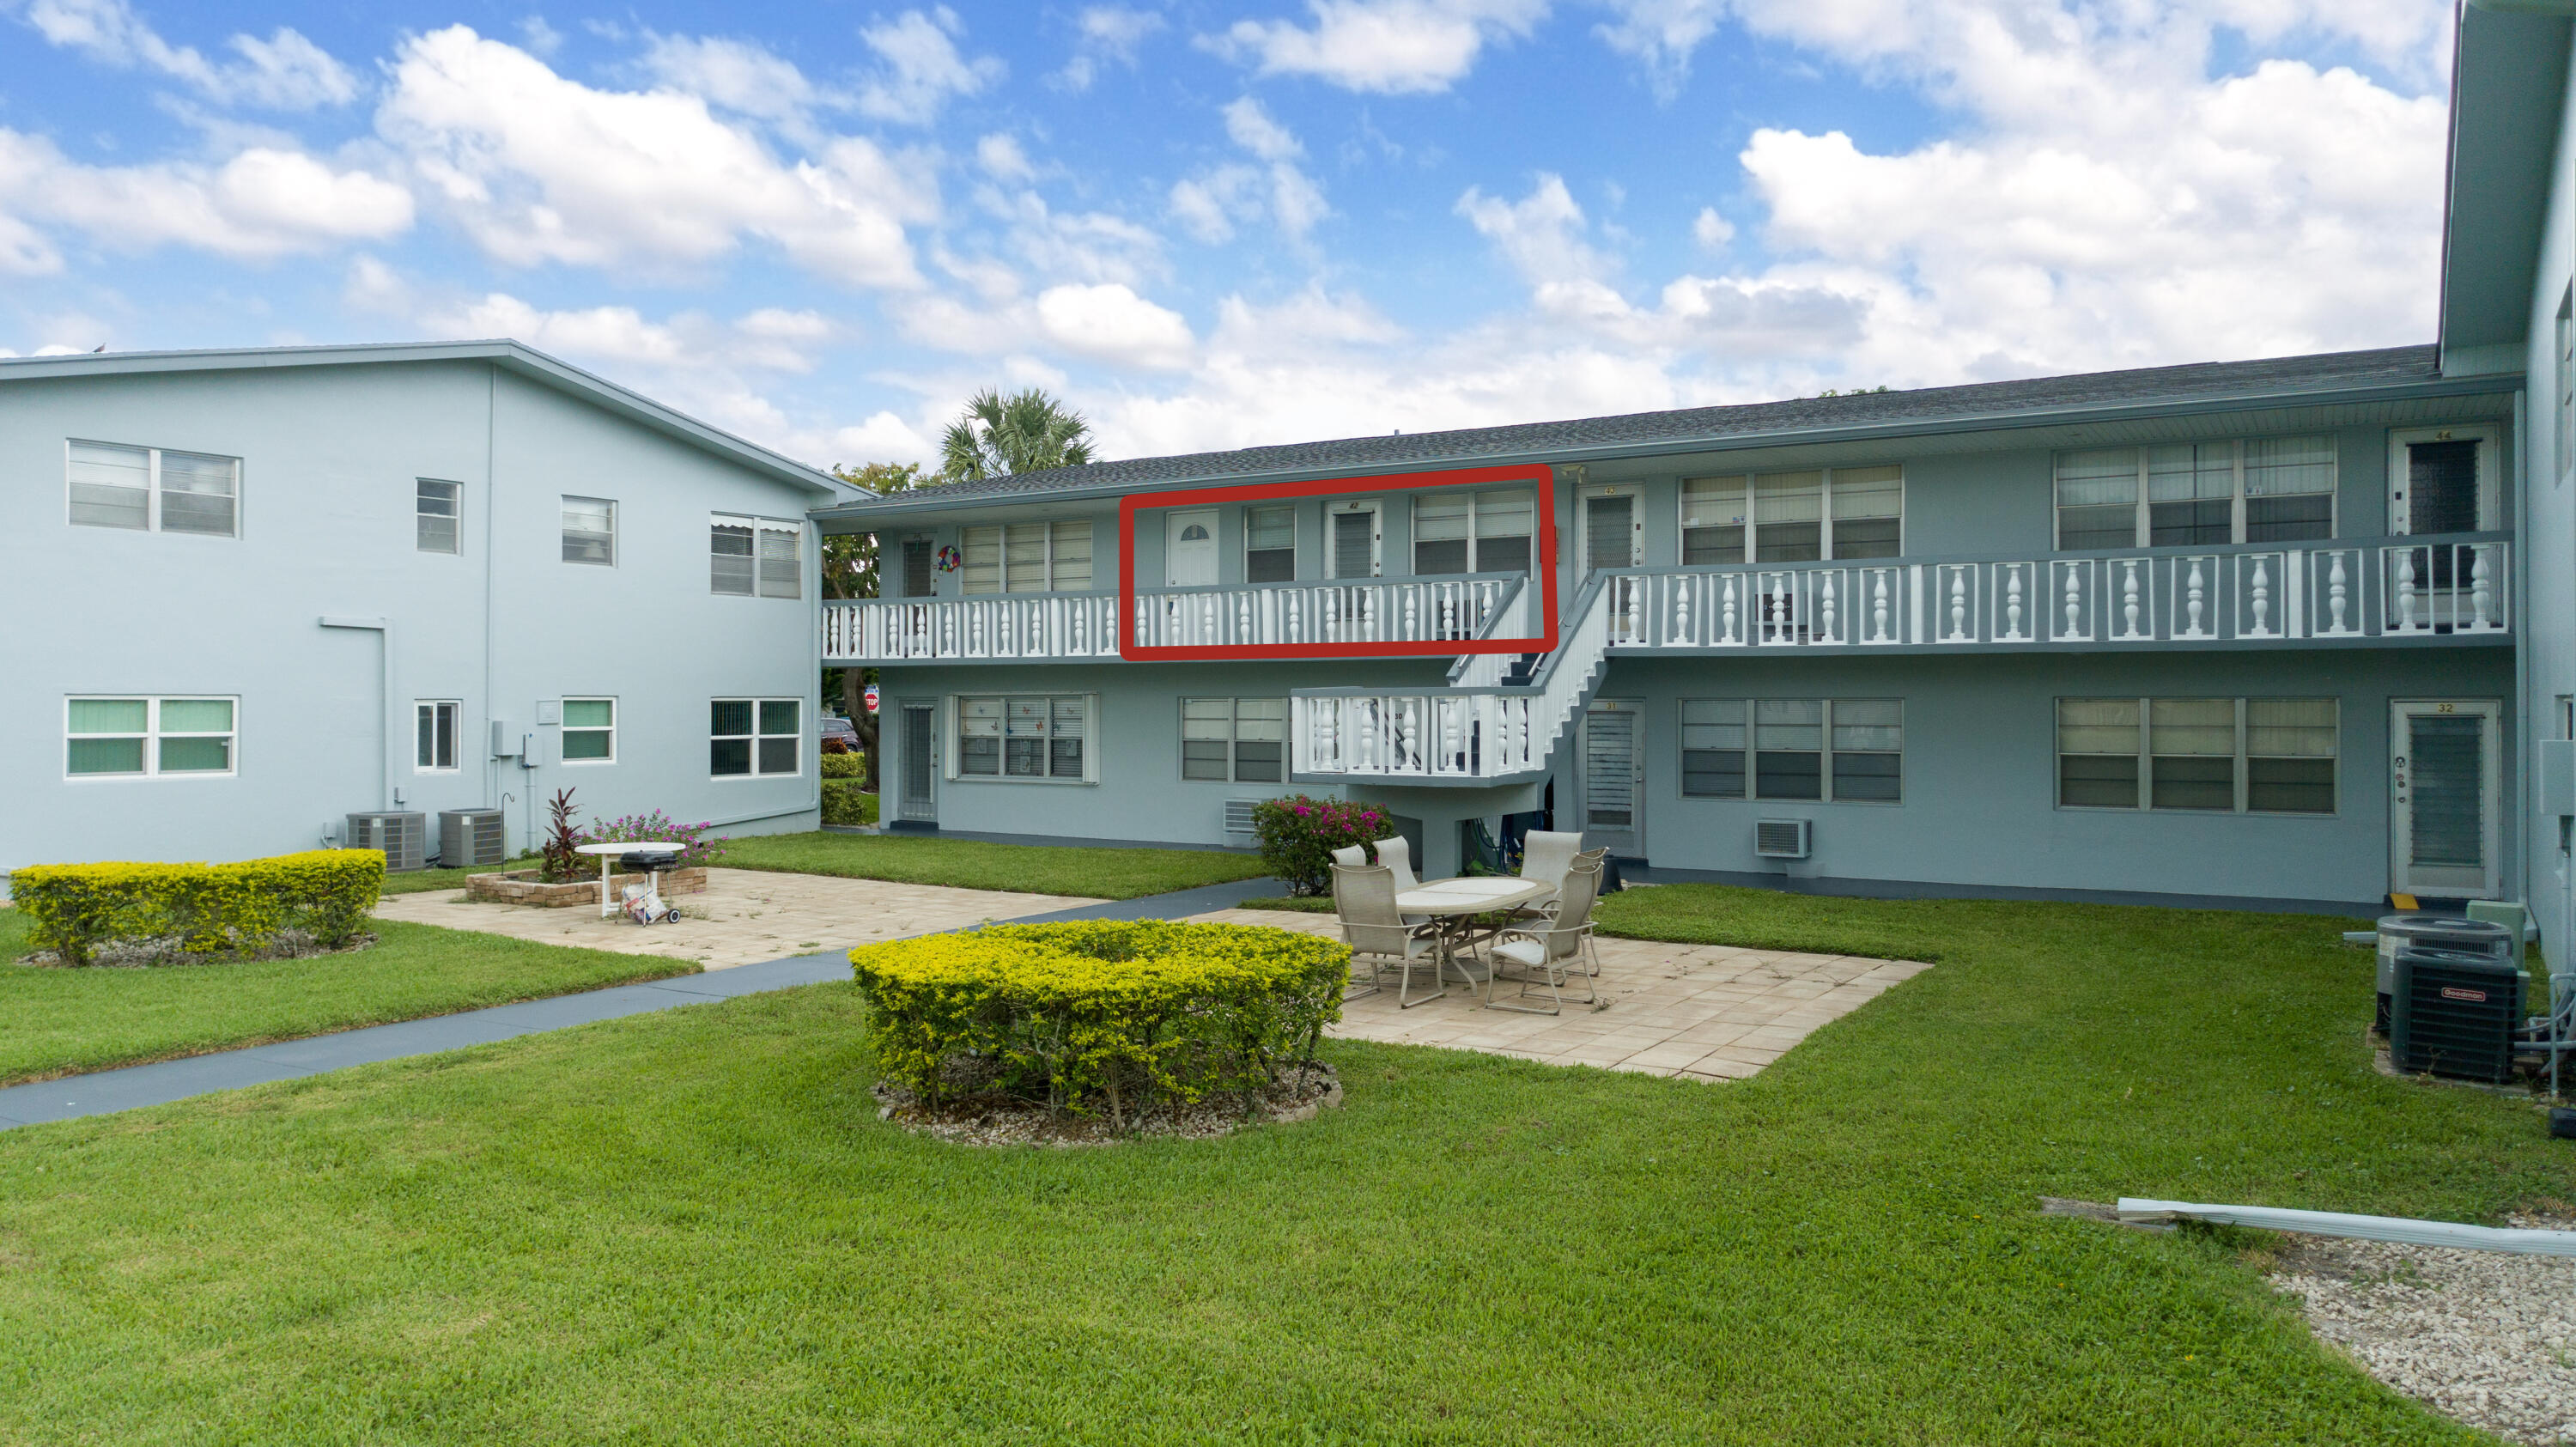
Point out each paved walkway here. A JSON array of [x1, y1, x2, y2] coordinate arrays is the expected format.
[[1188, 907, 1930, 1083], [374, 867, 1098, 970]]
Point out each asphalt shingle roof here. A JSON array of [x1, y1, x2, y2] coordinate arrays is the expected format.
[[848, 344, 2452, 510]]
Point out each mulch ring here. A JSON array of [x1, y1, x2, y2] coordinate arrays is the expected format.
[[871, 1061, 1343, 1147], [15, 930, 380, 968]]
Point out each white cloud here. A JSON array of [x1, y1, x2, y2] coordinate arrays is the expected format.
[[20, 0, 358, 108], [1036, 283, 1196, 369], [377, 26, 931, 286], [0, 131, 412, 272], [636, 33, 817, 123], [1208, 0, 1549, 94], [1691, 204, 1733, 248], [1456, 173, 1611, 283], [1170, 98, 1329, 244], [975, 133, 1036, 182], [857, 8, 1005, 125], [1057, 5, 1165, 90]]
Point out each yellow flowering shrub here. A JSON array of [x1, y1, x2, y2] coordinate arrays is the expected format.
[[9, 849, 386, 965], [849, 921, 1350, 1121]]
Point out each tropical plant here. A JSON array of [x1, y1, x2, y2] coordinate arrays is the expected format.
[[937, 387, 1096, 482], [823, 460, 927, 793], [1251, 794, 1399, 897], [538, 789, 586, 883]]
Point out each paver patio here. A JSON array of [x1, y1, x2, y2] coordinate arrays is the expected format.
[[374, 867, 1098, 970], [1187, 906, 1930, 1082]]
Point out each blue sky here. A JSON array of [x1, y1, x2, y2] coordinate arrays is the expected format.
[[0, 0, 2454, 468]]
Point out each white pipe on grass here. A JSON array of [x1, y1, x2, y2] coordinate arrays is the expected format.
[[2117, 1198, 2576, 1257]]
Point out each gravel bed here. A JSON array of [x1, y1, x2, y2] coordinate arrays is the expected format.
[[872, 1061, 1342, 1147], [2269, 1213, 2576, 1444]]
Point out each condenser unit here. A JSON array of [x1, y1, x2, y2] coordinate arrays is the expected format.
[[1224, 799, 1261, 837], [2391, 946, 2524, 1085], [1754, 819, 1812, 860], [346, 811, 428, 872], [437, 808, 507, 867]]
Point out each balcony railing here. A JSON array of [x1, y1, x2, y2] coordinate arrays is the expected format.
[[821, 592, 1122, 662], [1598, 535, 2510, 650]]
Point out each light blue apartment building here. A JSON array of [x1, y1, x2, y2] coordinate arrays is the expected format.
[[0, 341, 849, 872]]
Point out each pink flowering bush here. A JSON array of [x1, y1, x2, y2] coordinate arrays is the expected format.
[[1253, 793, 1396, 896], [580, 811, 729, 869]]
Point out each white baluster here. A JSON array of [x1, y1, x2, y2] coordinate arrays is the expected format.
[[2471, 547, 2494, 629], [2121, 560, 2141, 638], [1403, 588, 1418, 641], [1674, 578, 1692, 646], [1238, 591, 1252, 642], [2184, 558, 2206, 636], [2063, 565, 2082, 639], [1819, 572, 1838, 643], [2250, 556, 2272, 636], [1948, 568, 1968, 641], [1398, 701, 1419, 771], [1722, 575, 1739, 644], [1625, 579, 1643, 641], [2397, 549, 2420, 631], [2006, 566, 2024, 640], [1871, 571, 1890, 642], [2327, 552, 2348, 633]]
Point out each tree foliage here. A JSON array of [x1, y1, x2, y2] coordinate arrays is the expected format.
[[938, 387, 1096, 481], [822, 461, 927, 793]]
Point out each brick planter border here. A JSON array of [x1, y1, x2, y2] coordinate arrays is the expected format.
[[465, 866, 709, 908]]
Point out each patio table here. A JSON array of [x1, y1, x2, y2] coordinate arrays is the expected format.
[[574, 841, 684, 919], [1395, 877, 1548, 1000]]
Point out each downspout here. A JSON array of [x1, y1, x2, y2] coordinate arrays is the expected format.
[[484, 363, 501, 842], [320, 616, 393, 811]]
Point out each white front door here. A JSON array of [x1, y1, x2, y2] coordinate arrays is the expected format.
[[2391, 699, 2500, 900], [1578, 699, 1644, 858], [1165, 509, 1218, 587]]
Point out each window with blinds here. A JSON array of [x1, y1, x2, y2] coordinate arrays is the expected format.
[[67, 696, 237, 778], [67, 441, 240, 537], [1182, 697, 1287, 782], [562, 496, 616, 565], [1681, 699, 1900, 803], [711, 697, 802, 777], [2053, 438, 2336, 550], [956, 695, 1093, 781], [416, 480, 461, 554], [710, 516, 800, 597], [1412, 489, 1534, 575], [1680, 466, 1901, 563], [2057, 696, 2335, 813], [960, 521, 1094, 593], [1246, 506, 1296, 582]]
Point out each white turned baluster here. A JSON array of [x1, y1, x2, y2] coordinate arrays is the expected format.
[[2006, 567, 2024, 640], [2121, 561, 2141, 638], [1871, 571, 1891, 642], [1819, 572, 1838, 642], [1949, 569, 1968, 641], [2327, 552, 2348, 633], [1398, 701, 1419, 770], [1722, 575, 1739, 643], [2063, 565, 2082, 639], [2250, 556, 2272, 636], [2471, 547, 2494, 629], [2183, 559, 2205, 636], [1674, 578, 1692, 646], [1625, 579, 1643, 641], [2397, 549, 2420, 630]]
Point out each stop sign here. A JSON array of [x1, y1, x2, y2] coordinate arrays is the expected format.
[[862, 683, 880, 714]]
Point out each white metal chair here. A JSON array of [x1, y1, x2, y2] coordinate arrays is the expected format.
[[1333, 862, 1447, 1008], [1485, 860, 1603, 1014], [1515, 830, 1584, 911]]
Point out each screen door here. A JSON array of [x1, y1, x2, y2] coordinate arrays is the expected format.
[[1579, 700, 1643, 857], [2391, 699, 2500, 899], [899, 702, 938, 823]]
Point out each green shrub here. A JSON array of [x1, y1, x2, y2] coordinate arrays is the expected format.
[[820, 780, 878, 826], [10, 849, 386, 966], [1252, 794, 1400, 896], [849, 921, 1348, 1122], [819, 751, 866, 779]]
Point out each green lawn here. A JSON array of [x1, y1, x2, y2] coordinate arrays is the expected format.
[[377, 856, 544, 896], [0, 909, 695, 1085], [720, 830, 1273, 899], [0, 889, 2565, 1442]]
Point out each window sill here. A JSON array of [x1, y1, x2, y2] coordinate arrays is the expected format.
[[946, 775, 1097, 787]]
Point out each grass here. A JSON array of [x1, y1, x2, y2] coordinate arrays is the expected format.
[[0, 908, 696, 1085], [377, 856, 543, 896], [1235, 894, 1334, 912], [720, 830, 1273, 899], [0, 887, 2566, 1442]]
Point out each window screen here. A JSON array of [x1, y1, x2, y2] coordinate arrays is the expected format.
[[416, 480, 461, 554], [1413, 493, 1470, 575], [1827, 466, 1902, 558], [1680, 698, 1747, 797], [1680, 477, 1747, 565], [2246, 698, 2336, 813], [1753, 472, 1823, 562], [711, 523, 756, 595], [1753, 699, 1824, 799], [2057, 698, 2142, 807], [1830, 699, 1902, 800], [2149, 697, 2237, 810], [562, 497, 616, 565], [1246, 506, 1296, 583]]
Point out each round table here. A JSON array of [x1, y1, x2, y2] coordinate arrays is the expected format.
[[1394, 877, 1548, 997], [574, 842, 685, 918]]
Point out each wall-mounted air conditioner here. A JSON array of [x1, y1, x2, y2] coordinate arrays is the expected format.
[[1754, 818, 1811, 860], [1224, 799, 1261, 837], [347, 812, 428, 872], [438, 808, 507, 867]]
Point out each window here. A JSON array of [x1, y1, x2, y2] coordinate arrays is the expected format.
[[561, 697, 615, 762], [1681, 698, 1901, 803], [67, 441, 239, 537], [711, 698, 801, 777], [711, 516, 801, 598], [955, 695, 1092, 781], [1246, 506, 1297, 583], [1680, 466, 1902, 563], [2057, 697, 2336, 813], [1412, 489, 1534, 575], [562, 496, 616, 565], [1182, 698, 1287, 782], [416, 701, 459, 772], [2053, 438, 2335, 550], [961, 521, 1093, 593], [66, 696, 235, 777], [416, 480, 461, 553], [902, 538, 934, 597]]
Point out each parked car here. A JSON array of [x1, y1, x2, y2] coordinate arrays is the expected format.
[[820, 714, 860, 752]]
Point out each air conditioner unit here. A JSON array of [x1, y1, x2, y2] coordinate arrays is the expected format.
[[346, 811, 428, 872], [1754, 818, 1812, 860], [1224, 799, 1261, 836], [2391, 946, 2524, 1084], [438, 808, 507, 867]]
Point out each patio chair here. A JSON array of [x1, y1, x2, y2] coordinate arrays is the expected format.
[[1334, 837, 1422, 913], [1485, 860, 1603, 1015], [1514, 830, 1585, 911], [1333, 862, 1448, 1008]]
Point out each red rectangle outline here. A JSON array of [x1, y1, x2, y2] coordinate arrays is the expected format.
[[1116, 463, 1558, 662]]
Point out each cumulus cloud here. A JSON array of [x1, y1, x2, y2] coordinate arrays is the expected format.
[[1170, 97, 1329, 244], [1208, 0, 1548, 94], [635, 33, 817, 124], [18, 0, 358, 108], [975, 133, 1036, 182], [1036, 283, 1196, 369], [1692, 204, 1734, 248], [857, 8, 1005, 125], [376, 26, 932, 285], [0, 131, 411, 271], [1057, 5, 1166, 91]]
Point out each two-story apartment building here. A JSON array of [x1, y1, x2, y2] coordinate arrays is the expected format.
[[0, 341, 849, 872], [817, 344, 2515, 917]]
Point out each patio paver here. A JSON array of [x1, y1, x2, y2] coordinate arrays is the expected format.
[[1187, 907, 1931, 1082]]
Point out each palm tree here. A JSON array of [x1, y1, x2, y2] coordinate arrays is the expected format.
[[939, 387, 1097, 481]]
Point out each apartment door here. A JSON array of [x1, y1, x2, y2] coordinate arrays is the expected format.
[[2389, 426, 2496, 536], [1581, 486, 1641, 576], [1165, 510, 1219, 587], [2391, 699, 2500, 900], [1327, 501, 1380, 578], [1579, 699, 1644, 858], [898, 702, 938, 824]]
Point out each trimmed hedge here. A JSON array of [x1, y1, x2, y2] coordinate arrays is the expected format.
[[849, 921, 1348, 1122], [820, 780, 878, 826], [819, 751, 866, 780], [10, 849, 386, 966]]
